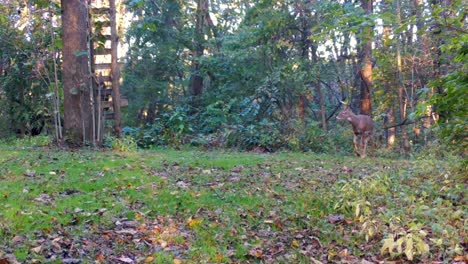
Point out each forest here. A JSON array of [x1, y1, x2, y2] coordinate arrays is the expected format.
[[0, 0, 466, 263]]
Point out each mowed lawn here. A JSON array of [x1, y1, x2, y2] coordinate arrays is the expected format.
[[0, 146, 466, 263]]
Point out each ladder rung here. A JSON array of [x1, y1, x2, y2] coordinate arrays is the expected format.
[[98, 76, 112, 83], [100, 88, 113, 96], [101, 98, 129, 109], [94, 48, 112, 55], [91, 8, 110, 15], [94, 63, 112, 70], [95, 21, 111, 28]]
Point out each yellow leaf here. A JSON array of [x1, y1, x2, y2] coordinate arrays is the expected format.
[[405, 237, 414, 261], [291, 240, 300, 247], [187, 217, 202, 229], [145, 256, 154, 263], [381, 237, 395, 255], [173, 258, 182, 264]]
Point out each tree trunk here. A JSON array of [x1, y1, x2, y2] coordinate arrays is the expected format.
[[61, 0, 93, 146], [359, 0, 373, 115], [297, 0, 310, 125], [386, 108, 396, 148], [110, 0, 122, 137], [190, 0, 206, 100], [396, 0, 410, 153]]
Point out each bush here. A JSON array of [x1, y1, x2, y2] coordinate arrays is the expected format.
[[226, 119, 283, 151], [104, 135, 138, 152]]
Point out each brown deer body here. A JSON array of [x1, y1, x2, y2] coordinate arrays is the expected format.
[[336, 104, 374, 158]]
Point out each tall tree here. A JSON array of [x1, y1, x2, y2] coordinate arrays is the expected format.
[[61, 0, 93, 146], [110, 0, 122, 137], [359, 0, 373, 115], [395, 0, 410, 153]]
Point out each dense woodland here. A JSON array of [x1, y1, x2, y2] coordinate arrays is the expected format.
[[0, 0, 466, 154]]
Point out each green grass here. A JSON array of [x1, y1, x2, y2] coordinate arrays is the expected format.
[[0, 145, 466, 263]]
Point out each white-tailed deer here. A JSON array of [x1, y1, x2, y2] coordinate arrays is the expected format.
[[336, 102, 374, 158]]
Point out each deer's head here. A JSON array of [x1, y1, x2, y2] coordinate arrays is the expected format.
[[336, 106, 354, 121]]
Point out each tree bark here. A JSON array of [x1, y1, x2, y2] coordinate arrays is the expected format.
[[396, 0, 411, 153], [359, 0, 373, 115], [61, 0, 93, 146], [110, 0, 122, 137], [190, 0, 206, 100]]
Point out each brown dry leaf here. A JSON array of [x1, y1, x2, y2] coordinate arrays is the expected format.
[[212, 253, 224, 263], [160, 240, 168, 248], [326, 214, 344, 224], [31, 245, 42, 253], [144, 256, 154, 263], [338, 248, 348, 258], [248, 248, 264, 259], [173, 258, 182, 264], [95, 253, 105, 262], [454, 255, 467, 261]]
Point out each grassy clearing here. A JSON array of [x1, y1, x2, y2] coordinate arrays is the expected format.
[[0, 145, 466, 263]]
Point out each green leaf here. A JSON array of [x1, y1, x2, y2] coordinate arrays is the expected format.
[[55, 39, 62, 49]]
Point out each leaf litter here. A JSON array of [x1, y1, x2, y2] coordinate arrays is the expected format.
[[0, 150, 465, 263]]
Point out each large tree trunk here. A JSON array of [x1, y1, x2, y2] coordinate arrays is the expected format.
[[359, 0, 373, 115], [61, 0, 93, 146]]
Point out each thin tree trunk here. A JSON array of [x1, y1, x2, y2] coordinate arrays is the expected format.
[[396, 0, 410, 153], [49, 10, 62, 145], [190, 0, 205, 100], [110, 0, 122, 137]]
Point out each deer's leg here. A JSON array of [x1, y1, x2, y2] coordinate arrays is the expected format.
[[361, 134, 369, 158], [353, 134, 361, 157]]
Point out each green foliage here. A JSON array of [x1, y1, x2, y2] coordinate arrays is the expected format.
[[122, 106, 193, 148], [104, 135, 138, 152], [428, 35, 468, 151], [0, 1, 60, 138]]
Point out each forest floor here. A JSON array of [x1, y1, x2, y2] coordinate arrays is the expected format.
[[0, 144, 466, 263]]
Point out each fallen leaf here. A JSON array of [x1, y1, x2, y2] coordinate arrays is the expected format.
[[248, 248, 263, 258], [145, 256, 154, 263], [291, 240, 300, 247], [173, 259, 182, 264], [160, 240, 168, 248], [24, 170, 36, 177], [187, 217, 202, 229], [62, 259, 81, 264], [95, 253, 105, 262], [116, 256, 134, 263], [338, 248, 348, 258], [11, 235, 24, 244], [326, 214, 344, 224], [31, 245, 42, 253]]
